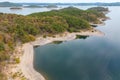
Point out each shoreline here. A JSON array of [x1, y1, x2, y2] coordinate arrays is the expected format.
[[8, 28, 104, 80]]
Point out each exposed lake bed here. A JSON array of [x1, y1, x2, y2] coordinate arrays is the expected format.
[[19, 29, 103, 80]]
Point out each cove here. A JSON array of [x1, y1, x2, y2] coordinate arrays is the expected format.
[[34, 6, 120, 80]]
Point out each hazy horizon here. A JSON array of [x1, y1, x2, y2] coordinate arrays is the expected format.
[[0, 0, 120, 3]]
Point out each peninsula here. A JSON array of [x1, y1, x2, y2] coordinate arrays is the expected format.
[[0, 7, 109, 80]]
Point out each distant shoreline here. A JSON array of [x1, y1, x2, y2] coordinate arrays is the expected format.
[[1, 2, 120, 7], [15, 28, 104, 80]]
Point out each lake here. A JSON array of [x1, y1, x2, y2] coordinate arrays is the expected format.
[[0, 6, 95, 15], [1, 5, 119, 80], [34, 6, 120, 80], [0, 7, 58, 15]]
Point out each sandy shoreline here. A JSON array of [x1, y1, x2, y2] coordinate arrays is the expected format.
[[9, 28, 104, 80]]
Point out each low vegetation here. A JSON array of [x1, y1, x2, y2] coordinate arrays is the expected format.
[[53, 41, 63, 44], [76, 35, 89, 39], [0, 7, 108, 79]]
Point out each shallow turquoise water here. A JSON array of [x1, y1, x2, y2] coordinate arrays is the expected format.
[[34, 7, 120, 80]]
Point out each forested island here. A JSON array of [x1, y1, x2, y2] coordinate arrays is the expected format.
[[10, 7, 22, 10], [0, 7, 108, 79]]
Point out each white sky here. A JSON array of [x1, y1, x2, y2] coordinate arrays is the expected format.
[[0, 0, 120, 3]]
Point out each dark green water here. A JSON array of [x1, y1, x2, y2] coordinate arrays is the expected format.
[[34, 7, 120, 80]]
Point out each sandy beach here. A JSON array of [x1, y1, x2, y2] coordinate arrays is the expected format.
[[8, 28, 104, 80]]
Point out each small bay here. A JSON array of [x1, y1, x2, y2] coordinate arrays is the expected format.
[[34, 6, 120, 80]]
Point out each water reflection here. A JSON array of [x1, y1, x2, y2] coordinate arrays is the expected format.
[[34, 38, 120, 80]]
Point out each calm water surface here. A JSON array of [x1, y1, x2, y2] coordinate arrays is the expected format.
[[0, 6, 95, 15], [0, 7, 63, 15], [33, 6, 120, 80]]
